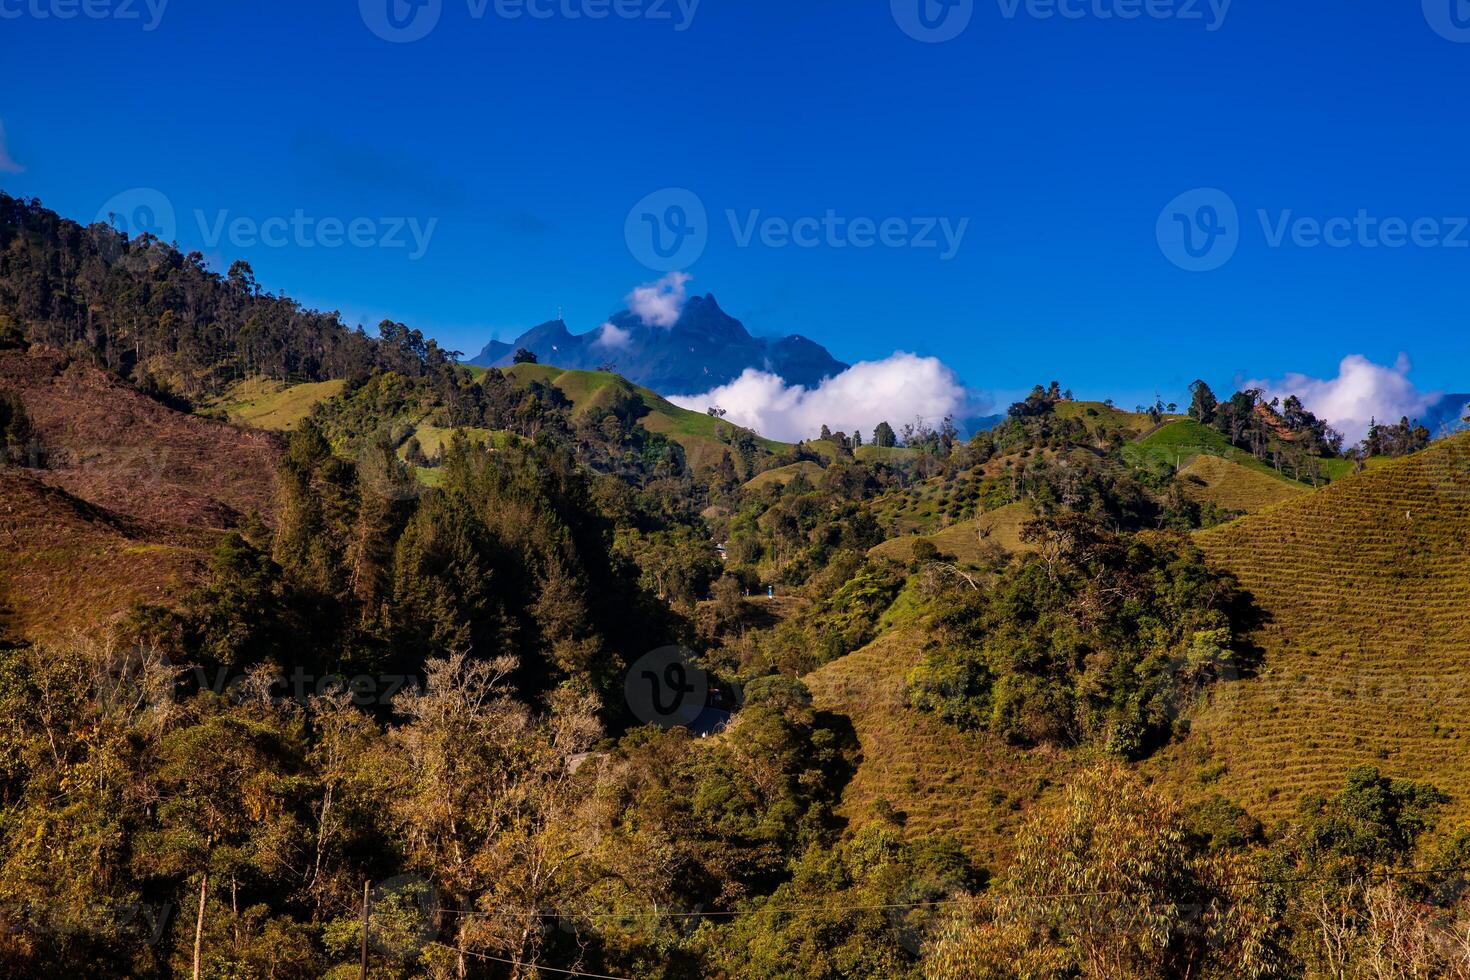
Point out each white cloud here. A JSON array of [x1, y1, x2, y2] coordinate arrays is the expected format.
[[670, 352, 979, 443], [1247, 354, 1440, 444], [0, 120, 24, 175], [627, 271, 690, 328], [594, 321, 631, 349]]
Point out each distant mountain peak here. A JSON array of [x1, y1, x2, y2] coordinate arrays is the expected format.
[[466, 296, 847, 394]]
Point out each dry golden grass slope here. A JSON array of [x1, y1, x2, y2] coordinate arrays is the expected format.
[[869, 502, 1036, 565], [0, 347, 284, 639], [1179, 454, 1308, 515], [744, 461, 826, 491], [1, 347, 281, 530], [1152, 432, 1470, 828], [0, 469, 203, 640], [804, 617, 1069, 868]]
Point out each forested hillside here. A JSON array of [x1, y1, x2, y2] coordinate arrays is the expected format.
[[0, 193, 452, 398], [1, 199, 1468, 978]]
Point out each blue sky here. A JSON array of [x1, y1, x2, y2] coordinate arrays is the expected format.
[[2, 0, 1468, 411]]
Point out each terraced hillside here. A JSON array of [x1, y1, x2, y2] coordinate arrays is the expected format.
[[1178, 454, 1307, 514], [804, 617, 1068, 867], [1153, 433, 1470, 827]]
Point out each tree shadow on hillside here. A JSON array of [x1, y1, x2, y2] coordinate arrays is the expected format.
[[1224, 581, 1272, 682], [813, 709, 862, 837]]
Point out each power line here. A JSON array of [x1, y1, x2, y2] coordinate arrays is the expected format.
[[438, 898, 979, 921], [432, 863, 1470, 924], [419, 864, 1470, 979], [427, 942, 634, 980]]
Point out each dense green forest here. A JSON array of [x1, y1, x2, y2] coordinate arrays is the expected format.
[[2, 194, 1468, 978]]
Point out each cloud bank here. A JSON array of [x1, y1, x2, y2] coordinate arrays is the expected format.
[[594, 321, 631, 349], [670, 352, 979, 444], [627, 271, 691, 328], [1247, 354, 1440, 444]]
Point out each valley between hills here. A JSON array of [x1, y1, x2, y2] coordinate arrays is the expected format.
[[3, 191, 1470, 977]]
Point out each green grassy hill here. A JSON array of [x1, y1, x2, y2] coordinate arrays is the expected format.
[[1178, 454, 1308, 515], [1055, 399, 1174, 439], [1148, 432, 1470, 829], [743, 460, 827, 491], [1130, 417, 1367, 486], [1128, 418, 1287, 476], [500, 363, 791, 472], [857, 444, 920, 464], [868, 501, 1036, 565], [818, 434, 1470, 868], [804, 438, 919, 465], [205, 377, 346, 431], [401, 424, 517, 459]]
